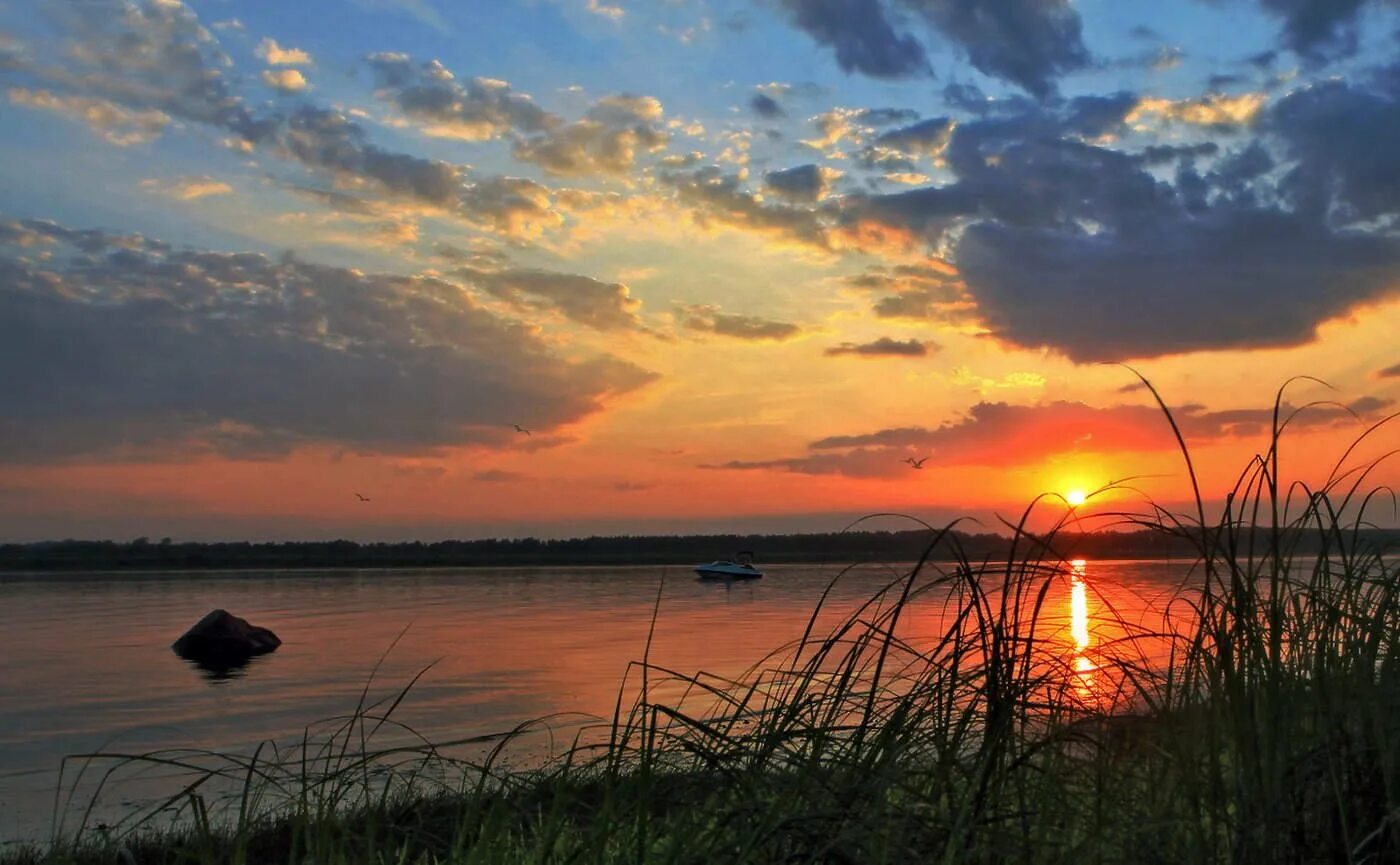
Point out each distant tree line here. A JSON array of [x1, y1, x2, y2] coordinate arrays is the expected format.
[[1, 527, 1395, 572]]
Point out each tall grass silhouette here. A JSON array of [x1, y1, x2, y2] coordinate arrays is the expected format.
[[8, 377, 1399, 864]]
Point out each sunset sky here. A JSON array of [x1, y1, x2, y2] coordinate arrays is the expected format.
[[1, 0, 1397, 540]]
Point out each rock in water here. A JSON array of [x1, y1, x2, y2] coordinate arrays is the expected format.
[[172, 609, 281, 669]]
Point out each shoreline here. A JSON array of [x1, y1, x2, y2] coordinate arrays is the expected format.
[[0, 554, 1212, 579]]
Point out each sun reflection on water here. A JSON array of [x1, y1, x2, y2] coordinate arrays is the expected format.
[[1069, 558, 1096, 697]]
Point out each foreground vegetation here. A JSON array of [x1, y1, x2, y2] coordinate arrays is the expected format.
[[6, 379, 1400, 864]]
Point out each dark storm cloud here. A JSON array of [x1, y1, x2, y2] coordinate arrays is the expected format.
[[823, 337, 933, 357], [680, 305, 801, 340], [1137, 142, 1222, 166], [858, 107, 922, 126], [764, 163, 832, 202], [1062, 91, 1139, 138], [955, 210, 1400, 362], [873, 116, 955, 155], [831, 77, 1400, 361], [777, 0, 1089, 95], [711, 398, 1393, 477], [1255, 0, 1369, 61], [777, 0, 930, 79], [1265, 78, 1400, 222], [0, 221, 655, 462], [901, 0, 1090, 98], [750, 92, 787, 119]]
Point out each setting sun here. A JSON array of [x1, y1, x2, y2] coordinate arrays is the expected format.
[[1066, 489, 1088, 507]]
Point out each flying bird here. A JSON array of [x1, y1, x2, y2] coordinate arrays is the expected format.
[[354, 492, 370, 502], [513, 424, 531, 436], [903, 456, 928, 470]]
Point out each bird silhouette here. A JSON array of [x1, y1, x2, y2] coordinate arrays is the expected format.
[[513, 424, 531, 436], [902, 456, 928, 470], [354, 492, 370, 502]]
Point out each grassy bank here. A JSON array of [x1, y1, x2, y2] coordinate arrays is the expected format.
[[7, 381, 1400, 864]]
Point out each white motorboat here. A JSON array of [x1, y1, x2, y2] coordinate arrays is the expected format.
[[694, 552, 763, 580]]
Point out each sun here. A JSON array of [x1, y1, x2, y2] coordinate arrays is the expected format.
[[1065, 489, 1088, 507]]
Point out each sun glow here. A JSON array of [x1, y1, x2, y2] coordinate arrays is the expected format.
[[1065, 489, 1088, 507]]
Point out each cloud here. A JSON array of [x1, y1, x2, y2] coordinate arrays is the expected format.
[[845, 264, 974, 322], [778, 0, 1090, 95], [661, 166, 831, 251], [391, 462, 447, 479], [956, 210, 1400, 362], [1062, 91, 1140, 139], [456, 266, 647, 332], [872, 115, 956, 156], [256, 37, 312, 66], [366, 53, 552, 141], [750, 92, 787, 119], [1265, 78, 1400, 224], [763, 163, 840, 203], [824, 337, 934, 357], [457, 176, 563, 237], [139, 176, 234, 200], [472, 469, 530, 482], [903, 0, 1090, 98], [0, 219, 655, 462], [831, 81, 1400, 361], [710, 397, 1394, 477], [680, 305, 801, 341], [1378, 362, 1400, 379], [262, 68, 308, 92], [883, 171, 931, 185], [512, 94, 669, 177], [803, 106, 923, 155], [352, 0, 452, 33], [777, 0, 930, 80], [11, 2, 484, 215], [1128, 92, 1268, 129], [13, 6, 575, 238], [1253, 0, 1369, 61], [276, 105, 463, 205], [585, 0, 625, 19], [1104, 44, 1184, 73], [36, 0, 253, 131], [7, 87, 170, 145]]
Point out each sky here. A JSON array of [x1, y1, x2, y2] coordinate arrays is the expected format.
[[0, 0, 1397, 541]]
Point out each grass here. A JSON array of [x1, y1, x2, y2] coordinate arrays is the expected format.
[[6, 377, 1400, 864]]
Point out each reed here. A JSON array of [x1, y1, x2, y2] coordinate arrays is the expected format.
[[7, 378, 1398, 864]]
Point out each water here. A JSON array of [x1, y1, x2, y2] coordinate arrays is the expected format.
[[0, 560, 1196, 842]]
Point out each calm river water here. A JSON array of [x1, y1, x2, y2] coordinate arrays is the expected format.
[[0, 560, 1196, 842]]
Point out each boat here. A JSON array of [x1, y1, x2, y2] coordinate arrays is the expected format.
[[694, 551, 763, 580]]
